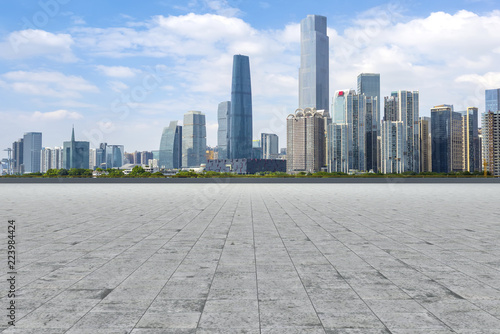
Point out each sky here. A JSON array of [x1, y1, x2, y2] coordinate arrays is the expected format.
[[1, 0, 500, 159]]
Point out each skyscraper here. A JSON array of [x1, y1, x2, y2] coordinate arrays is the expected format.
[[358, 73, 380, 113], [419, 117, 432, 173], [159, 121, 182, 169], [381, 121, 404, 174], [182, 111, 207, 168], [105, 145, 125, 169], [431, 105, 462, 173], [482, 111, 500, 176], [299, 15, 329, 111], [381, 91, 420, 173], [12, 138, 23, 174], [462, 107, 480, 172], [217, 101, 230, 159], [229, 55, 252, 159], [62, 127, 90, 170], [23, 132, 42, 173], [287, 108, 327, 173]]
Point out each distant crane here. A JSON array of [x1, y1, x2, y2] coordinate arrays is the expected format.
[[3, 148, 12, 175]]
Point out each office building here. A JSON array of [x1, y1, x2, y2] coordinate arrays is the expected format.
[[252, 140, 262, 159], [63, 127, 90, 170], [261, 133, 279, 159], [482, 111, 500, 176], [485, 88, 500, 113], [106, 145, 124, 168], [287, 108, 327, 173], [159, 121, 182, 169], [182, 111, 207, 168], [462, 107, 480, 172], [358, 73, 380, 115], [12, 138, 24, 174], [217, 101, 230, 159], [23, 132, 42, 173], [229, 55, 252, 159], [327, 123, 348, 173], [299, 15, 329, 111], [419, 117, 432, 173], [431, 105, 463, 173]]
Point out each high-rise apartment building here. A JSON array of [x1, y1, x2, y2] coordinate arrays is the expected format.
[[159, 121, 182, 169], [63, 128, 90, 170], [381, 91, 420, 173], [287, 108, 327, 173], [328, 90, 367, 173], [381, 121, 404, 174], [462, 107, 480, 172], [51, 147, 62, 170], [419, 117, 432, 173], [23, 132, 42, 173], [229, 55, 252, 159], [182, 111, 207, 168], [41, 148, 52, 173], [217, 101, 230, 160], [299, 15, 329, 111], [261, 133, 279, 159], [482, 111, 500, 176]]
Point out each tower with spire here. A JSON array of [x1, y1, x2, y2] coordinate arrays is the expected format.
[[62, 126, 90, 170]]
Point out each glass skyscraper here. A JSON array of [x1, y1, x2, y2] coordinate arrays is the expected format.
[[229, 55, 252, 159], [63, 128, 89, 170], [485, 88, 500, 112], [217, 101, 230, 160], [182, 111, 206, 168], [357, 73, 380, 112], [299, 15, 329, 111], [23, 132, 42, 173], [159, 121, 182, 169], [431, 105, 463, 173]]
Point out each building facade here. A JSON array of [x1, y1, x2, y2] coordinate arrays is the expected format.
[[358, 73, 380, 116], [485, 88, 500, 113], [419, 117, 432, 173], [229, 55, 253, 159], [182, 111, 207, 168], [462, 107, 481, 172], [381, 121, 404, 174], [217, 101, 230, 160], [261, 133, 279, 159], [12, 138, 24, 174], [159, 121, 182, 169], [62, 128, 90, 170], [23, 132, 42, 173], [431, 105, 463, 173], [299, 15, 329, 112], [482, 111, 500, 176], [287, 108, 327, 173]]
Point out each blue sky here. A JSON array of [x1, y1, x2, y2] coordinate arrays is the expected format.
[[1, 0, 500, 159]]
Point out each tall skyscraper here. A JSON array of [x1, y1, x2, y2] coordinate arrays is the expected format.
[[41, 147, 52, 173], [217, 101, 230, 159], [62, 127, 90, 170], [287, 108, 327, 173], [261, 133, 279, 159], [182, 111, 207, 168], [105, 145, 125, 169], [431, 105, 463, 173], [358, 73, 380, 113], [299, 15, 329, 111], [23, 132, 42, 173], [419, 117, 432, 173], [229, 55, 252, 159], [159, 121, 182, 169], [358, 74, 381, 172]]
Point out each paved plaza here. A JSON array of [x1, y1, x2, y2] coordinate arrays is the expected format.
[[1, 182, 500, 333]]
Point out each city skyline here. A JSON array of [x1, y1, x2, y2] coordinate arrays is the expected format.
[[1, 1, 500, 159]]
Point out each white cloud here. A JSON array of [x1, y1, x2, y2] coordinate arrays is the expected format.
[[1, 29, 76, 62], [2, 71, 99, 99], [108, 80, 129, 93], [31, 109, 83, 121], [96, 65, 139, 78]]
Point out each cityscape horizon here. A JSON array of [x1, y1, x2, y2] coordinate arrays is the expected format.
[[1, 1, 500, 158]]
